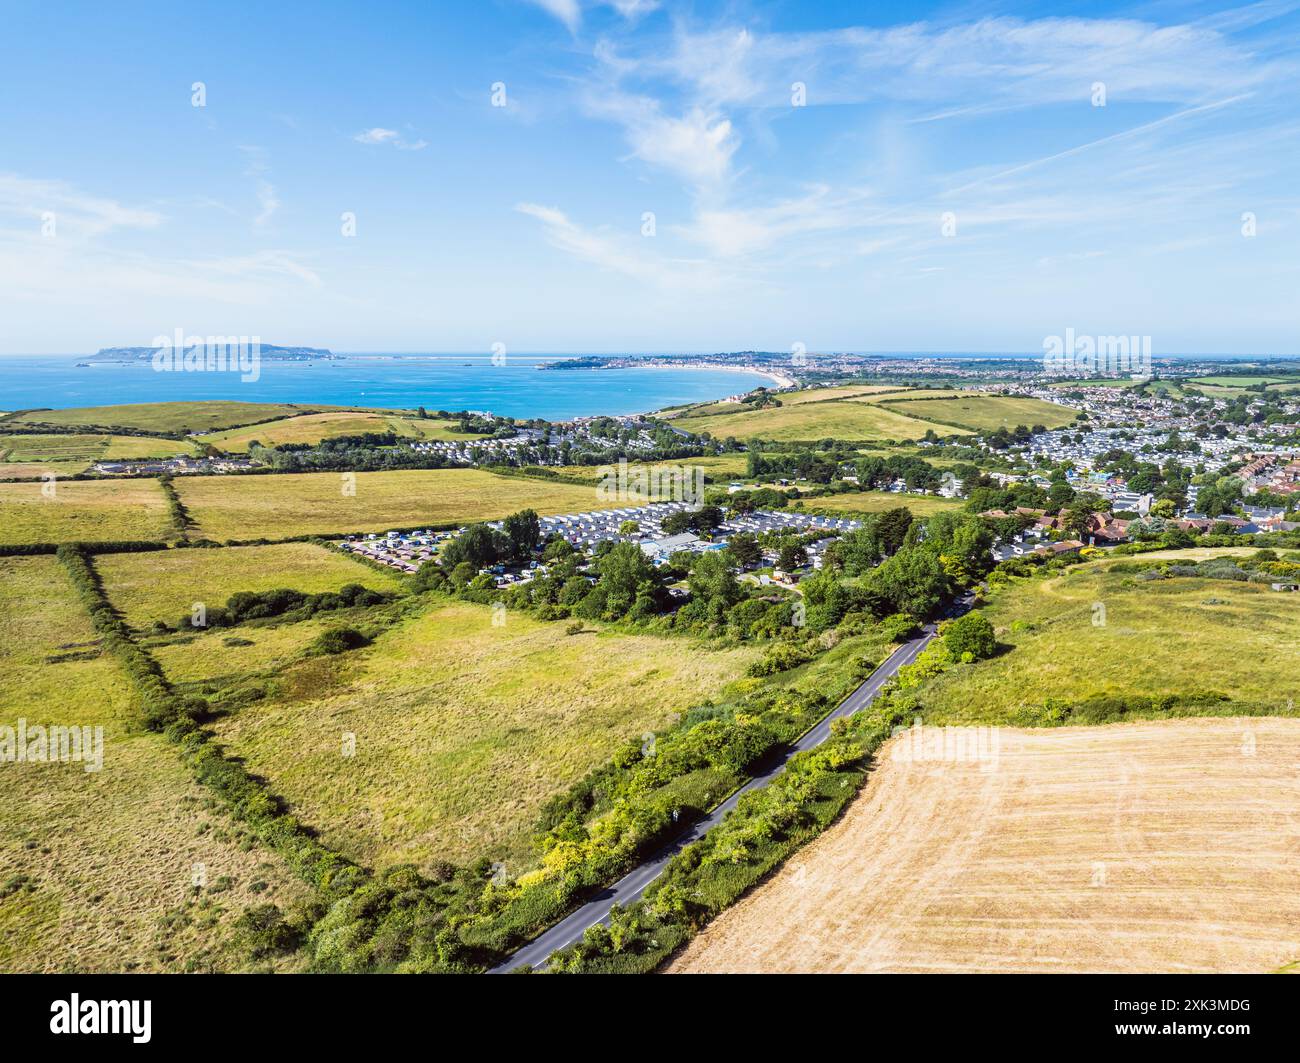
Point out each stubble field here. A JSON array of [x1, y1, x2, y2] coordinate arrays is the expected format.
[[670, 717, 1300, 974]]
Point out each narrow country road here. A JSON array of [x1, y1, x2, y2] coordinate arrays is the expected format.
[[489, 596, 970, 973]]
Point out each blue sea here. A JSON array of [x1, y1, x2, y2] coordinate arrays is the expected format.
[[0, 354, 775, 421]]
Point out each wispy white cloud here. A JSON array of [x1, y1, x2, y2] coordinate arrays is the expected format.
[[516, 201, 723, 288], [353, 127, 428, 150], [525, 0, 659, 32], [0, 173, 163, 239], [526, 0, 581, 32], [239, 146, 280, 227], [584, 92, 738, 188]]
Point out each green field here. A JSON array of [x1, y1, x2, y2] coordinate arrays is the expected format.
[[1190, 376, 1293, 388], [802, 491, 962, 517], [1046, 378, 1143, 389], [97, 542, 403, 630], [916, 555, 1300, 726], [210, 599, 761, 870], [173, 468, 611, 541], [5, 401, 342, 434], [763, 385, 910, 406], [200, 411, 477, 452], [671, 399, 961, 443], [0, 433, 195, 463], [874, 395, 1076, 432], [558, 454, 750, 484], [0, 479, 173, 545], [665, 390, 1070, 444], [0, 557, 309, 973], [152, 607, 387, 686]]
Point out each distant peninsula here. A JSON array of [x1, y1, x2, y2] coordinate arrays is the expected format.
[[90, 343, 335, 362], [539, 352, 799, 388]]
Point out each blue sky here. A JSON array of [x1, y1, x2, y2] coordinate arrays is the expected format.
[[2, 0, 1298, 354]]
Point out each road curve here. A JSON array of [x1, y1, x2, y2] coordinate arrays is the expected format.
[[489, 600, 967, 973]]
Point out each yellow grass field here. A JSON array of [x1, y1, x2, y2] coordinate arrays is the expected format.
[[671, 400, 961, 443], [558, 454, 750, 484], [97, 542, 403, 630], [213, 599, 761, 870], [801, 491, 961, 517], [154, 609, 380, 686], [0, 479, 173, 545], [666, 389, 1072, 443], [875, 395, 1076, 432], [770, 385, 913, 405], [200, 411, 476, 452], [0, 557, 309, 973], [670, 718, 1300, 973], [174, 468, 612, 540], [920, 560, 1300, 723]]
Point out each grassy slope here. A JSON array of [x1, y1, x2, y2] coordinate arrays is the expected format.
[[920, 558, 1300, 725], [200, 411, 477, 452], [0, 557, 310, 973], [875, 395, 1077, 432], [672, 400, 960, 443], [174, 468, 611, 540], [0, 479, 173, 545], [210, 599, 761, 871], [7, 401, 345, 434], [96, 542, 403, 630]]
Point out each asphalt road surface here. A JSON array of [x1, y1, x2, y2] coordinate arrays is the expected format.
[[489, 597, 970, 973]]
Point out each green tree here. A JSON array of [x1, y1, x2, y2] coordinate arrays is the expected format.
[[875, 507, 914, 555], [441, 523, 505, 569], [725, 532, 761, 569], [689, 550, 741, 609], [594, 542, 658, 618], [501, 509, 541, 562], [871, 544, 947, 619], [777, 542, 807, 572], [942, 613, 997, 661]]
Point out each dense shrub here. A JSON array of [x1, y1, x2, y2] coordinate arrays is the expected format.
[[941, 613, 997, 661], [173, 582, 391, 631], [311, 627, 369, 655]]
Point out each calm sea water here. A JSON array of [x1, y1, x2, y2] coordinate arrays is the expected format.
[[0, 354, 774, 421]]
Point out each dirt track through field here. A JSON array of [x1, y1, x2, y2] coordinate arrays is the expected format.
[[669, 718, 1300, 973]]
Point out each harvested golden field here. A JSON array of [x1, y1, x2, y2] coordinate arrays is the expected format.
[[0, 557, 309, 973], [670, 718, 1300, 974], [0, 478, 173, 545], [96, 542, 403, 630], [0, 461, 90, 480], [174, 468, 611, 540], [213, 599, 761, 871]]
